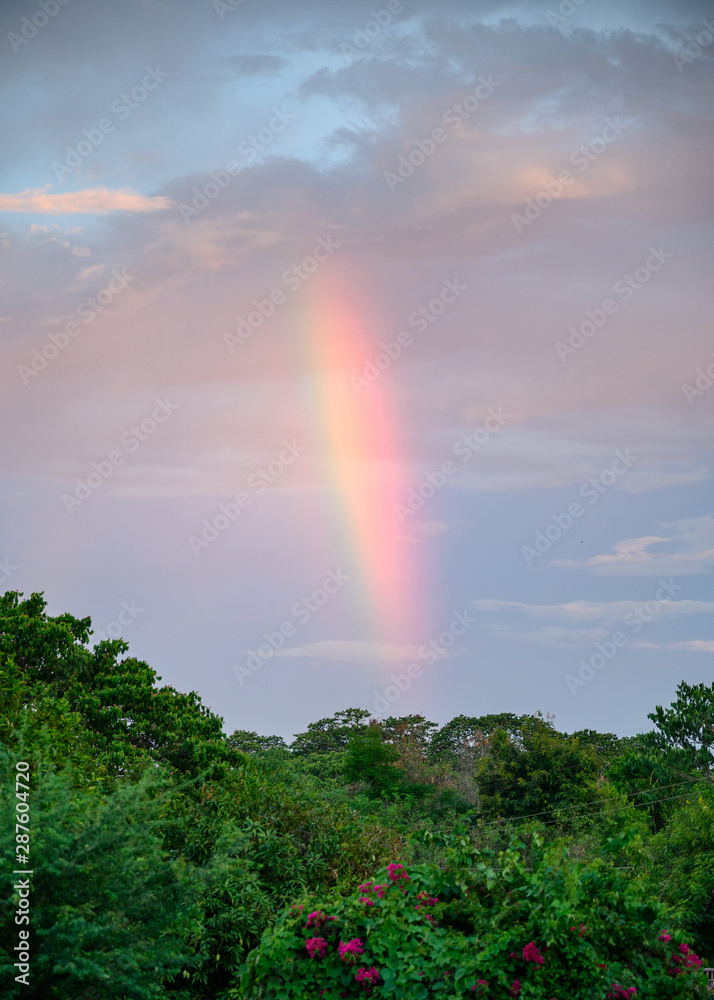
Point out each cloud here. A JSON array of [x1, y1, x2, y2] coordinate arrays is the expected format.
[[480, 622, 609, 647], [0, 186, 174, 215], [224, 53, 289, 76], [474, 595, 714, 646], [472, 597, 714, 620], [272, 640, 423, 663], [553, 516, 714, 575], [669, 640, 714, 653], [419, 521, 452, 538]]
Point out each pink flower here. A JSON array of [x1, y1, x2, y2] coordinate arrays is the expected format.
[[355, 966, 381, 985], [606, 986, 637, 999], [339, 938, 364, 963], [667, 942, 702, 976], [510, 980, 521, 997], [386, 862, 410, 883], [522, 942, 545, 965], [358, 881, 385, 899], [658, 933, 671, 943], [307, 909, 327, 928], [305, 937, 328, 959]]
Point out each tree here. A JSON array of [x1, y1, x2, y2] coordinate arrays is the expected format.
[[343, 726, 403, 799], [570, 728, 628, 763], [291, 708, 371, 755], [0, 590, 241, 777], [643, 781, 714, 957], [606, 732, 688, 833], [378, 715, 439, 787], [0, 763, 197, 999], [428, 713, 528, 764], [649, 681, 714, 781], [227, 730, 288, 754], [476, 717, 601, 821], [379, 715, 438, 753]]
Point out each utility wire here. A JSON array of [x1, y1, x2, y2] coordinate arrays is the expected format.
[[475, 778, 705, 835]]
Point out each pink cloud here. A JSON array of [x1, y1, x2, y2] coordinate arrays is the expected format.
[[0, 186, 173, 215], [669, 640, 714, 653]]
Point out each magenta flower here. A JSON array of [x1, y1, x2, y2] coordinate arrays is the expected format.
[[668, 942, 702, 975], [510, 980, 521, 997], [355, 966, 381, 985], [386, 862, 410, 883], [358, 881, 385, 899], [658, 932, 672, 943], [339, 938, 364, 963], [305, 937, 328, 959], [522, 941, 545, 965], [307, 909, 327, 928]]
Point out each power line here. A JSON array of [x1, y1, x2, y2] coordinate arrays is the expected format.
[[475, 776, 705, 835]]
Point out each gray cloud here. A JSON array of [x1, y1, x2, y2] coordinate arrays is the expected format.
[[223, 53, 289, 76]]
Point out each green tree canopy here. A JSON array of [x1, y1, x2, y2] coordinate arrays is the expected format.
[[649, 680, 714, 780], [0, 590, 240, 776], [476, 716, 601, 821], [290, 708, 371, 755], [227, 730, 288, 754], [343, 725, 403, 799]]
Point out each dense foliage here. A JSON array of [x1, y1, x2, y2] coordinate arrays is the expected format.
[[1, 590, 712, 998]]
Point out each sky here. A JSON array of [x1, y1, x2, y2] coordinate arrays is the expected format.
[[1, 0, 713, 742]]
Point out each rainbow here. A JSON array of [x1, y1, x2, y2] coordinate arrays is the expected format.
[[297, 264, 427, 650]]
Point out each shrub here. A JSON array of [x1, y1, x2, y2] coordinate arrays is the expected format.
[[237, 827, 709, 999]]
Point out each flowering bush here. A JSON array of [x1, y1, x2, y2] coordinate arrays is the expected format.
[[305, 937, 328, 960], [237, 828, 710, 999], [338, 939, 364, 963]]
